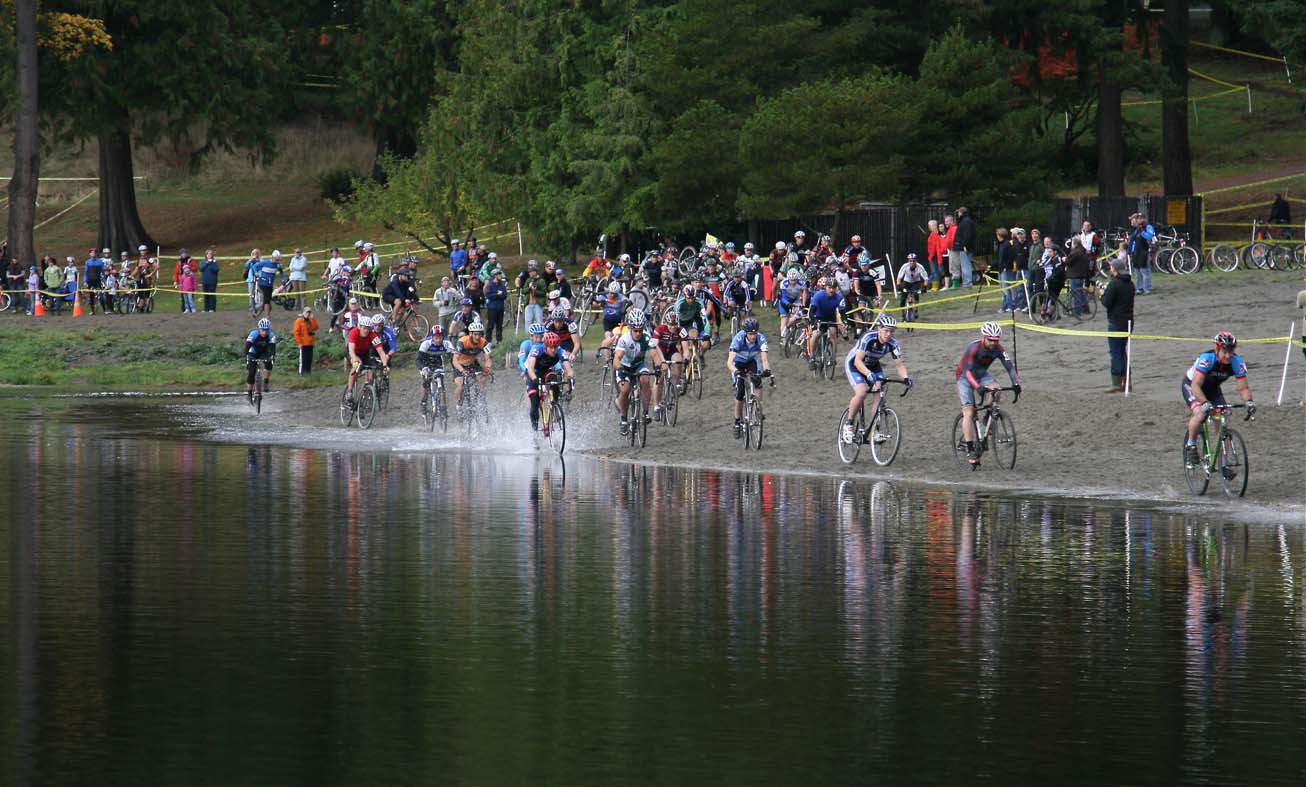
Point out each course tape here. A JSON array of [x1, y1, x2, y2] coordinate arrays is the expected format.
[[207, 218, 518, 261], [1189, 39, 1291, 67], [1199, 171, 1306, 196]]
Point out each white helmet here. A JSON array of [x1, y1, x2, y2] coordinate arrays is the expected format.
[[363, 242, 374, 251], [138, 244, 148, 252], [547, 289, 561, 300], [794, 230, 806, 239], [354, 240, 364, 249], [271, 250, 282, 259], [744, 242, 754, 250], [469, 320, 485, 333], [980, 321, 1003, 338], [488, 251, 498, 259], [626, 309, 647, 328], [607, 282, 622, 294], [775, 241, 786, 251], [875, 315, 898, 329], [360, 316, 374, 328], [619, 253, 631, 263], [372, 314, 385, 326]]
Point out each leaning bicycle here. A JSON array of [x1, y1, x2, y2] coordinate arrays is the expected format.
[[1183, 403, 1253, 497], [951, 386, 1018, 470], [838, 379, 910, 465]]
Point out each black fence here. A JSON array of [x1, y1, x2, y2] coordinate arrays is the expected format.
[[1050, 195, 1203, 244], [750, 203, 976, 266]]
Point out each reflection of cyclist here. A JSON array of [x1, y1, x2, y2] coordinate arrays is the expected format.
[[955, 321, 1021, 465], [1182, 332, 1255, 466], [244, 318, 277, 402]]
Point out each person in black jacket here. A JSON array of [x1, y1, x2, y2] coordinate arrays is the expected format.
[[1100, 258, 1135, 392], [952, 207, 977, 287], [993, 228, 1019, 311]]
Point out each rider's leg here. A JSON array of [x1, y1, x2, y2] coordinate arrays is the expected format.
[[847, 382, 868, 424], [1187, 408, 1205, 442]]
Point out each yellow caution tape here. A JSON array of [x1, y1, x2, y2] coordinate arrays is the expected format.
[[207, 218, 519, 261], [1189, 39, 1291, 66], [1199, 171, 1306, 196]]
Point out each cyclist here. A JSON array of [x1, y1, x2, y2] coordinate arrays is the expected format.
[[691, 274, 723, 346], [524, 331, 575, 432], [777, 268, 808, 338], [250, 248, 287, 319], [955, 321, 1021, 465], [373, 314, 399, 354], [612, 309, 666, 434], [842, 234, 866, 265], [338, 296, 366, 342], [1182, 331, 1256, 466], [417, 324, 449, 411], [805, 277, 847, 368], [382, 269, 420, 315], [518, 323, 548, 378], [842, 315, 912, 444], [673, 284, 708, 360], [546, 307, 581, 357], [851, 255, 880, 308], [244, 318, 278, 403], [345, 316, 390, 404], [449, 297, 480, 337], [546, 288, 572, 318], [727, 317, 773, 436], [596, 281, 630, 356], [896, 253, 929, 312], [652, 310, 687, 389], [451, 319, 492, 409], [721, 269, 753, 324]]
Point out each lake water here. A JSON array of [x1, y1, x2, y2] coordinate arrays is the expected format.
[[2, 394, 1303, 785]]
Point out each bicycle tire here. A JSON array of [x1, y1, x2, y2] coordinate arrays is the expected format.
[[577, 306, 593, 338], [0, 291, 10, 312], [869, 407, 901, 466], [1210, 245, 1239, 272], [627, 389, 639, 447], [405, 312, 430, 343], [693, 357, 704, 400], [1172, 246, 1200, 275], [1295, 244, 1305, 269], [435, 381, 449, 432], [1270, 244, 1294, 271], [782, 326, 794, 358], [662, 370, 679, 426], [837, 408, 862, 464], [339, 386, 355, 426], [989, 410, 1017, 470], [356, 385, 377, 429], [1155, 248, 1175, 274], [824, 336, 838, 380], [628, 287, 649, 313], [1244, 242, 1272, 269], [1183, 435, 1210, 495], [950, 413, 972, 470], [546, 400, 566, 455], [1031, 292, 1055, 325], [253, 372, 263, 414], [1218, 428, 1248, 498], [421, 387, 435, 431], [599, 363, 613, 403], [746, 395, 764, 450]]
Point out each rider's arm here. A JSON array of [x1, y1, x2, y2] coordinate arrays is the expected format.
[[759, 350, 771, 374], [526, 354, 538, 381], [726, 350, 737, 372], [894, 358, 909, 381], [1236, 375, 1253, 403], [1189, 369, 1208, 403], [1000, 353, 1020, 387]]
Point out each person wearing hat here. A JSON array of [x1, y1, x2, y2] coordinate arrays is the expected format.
[[449, 238, 468, 280], [1100, 256, 1135, 392], [449, 296, 481, 337], [172, 248, 193, 313], [477, 250, 502, 283], [484, 270, 508, 344], [293, 306, 320, 375], [432, 275, 460, 328], [200, 249, 221, 312]]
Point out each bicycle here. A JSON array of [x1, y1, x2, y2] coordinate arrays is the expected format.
[[808, 324, 839, 380], [737, 370, 774, 450], [1031, 282, 1096, 324], [390, 301, 431, 343], [951, 386, 1019, 471], [596, 345, 617, 403], [684, 339, 705, 400], [1183, 404, 1253, 497], [419, 367, 449, 432], [656, 361, 680, 426], [246, 357, 273, 414], [780, 308, 809, 358], [622, 369, 657, 448], [455, 367, 492, 427], [837, 379, 909, 465], [340, 364, 382, 429], [901, 288, 921, 333], [538, 371, 569, 455]]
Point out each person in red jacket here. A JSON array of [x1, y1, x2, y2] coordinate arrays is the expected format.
[[926, 220, 944, 291], [942, 216, 959, 289]]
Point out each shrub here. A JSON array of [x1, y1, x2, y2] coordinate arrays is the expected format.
[[319, 168, 360, 204]]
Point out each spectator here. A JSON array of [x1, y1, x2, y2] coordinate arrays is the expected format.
[[464, 275, 486, 313], [478, 251, 502, 282], [943, 215, 959, 289], [293, 307, 319, 375], [554, 267, 573, 301], [993, 227, 1017, 312], [1076, 221, 1101, 275], [1027, 228, 1043, 280], [288, 247, 309, 309], [178, 263, 197, 313], [1063, 238, 1092, 318], [1100, 257, 1135, 392], [520, 266, 548, 327], [244, 250, 260, 314], [1269, 193, 1291, 226], [925, 220, 943, 290], [1010, 227, 1029, 310], [1128, 213, 1155, 295], [6, 258, 24, 313], [173, 249, 193, 312], [103, 268, 119, 314], [432, 276, 460, 329], [62, 256, 78, 289], [325, 246, 346, 281], [448, 239, 468, 279], [26, 266, 41, 314], [951, 207, 977, 288], [200, 249, 221, 312], [43, 258, 64, 313], [84, 247, 104, 311], [484, 271, 508, 343]]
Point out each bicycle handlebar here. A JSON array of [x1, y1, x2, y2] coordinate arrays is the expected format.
[[977, 385, 1020, 405], [878, 378, 912, 397]]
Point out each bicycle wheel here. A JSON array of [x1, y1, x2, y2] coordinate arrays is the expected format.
[[636, 387, 648, 448], [662, 370, 679, 426], [950, 413, 971, 469], [253, 372, 264, 414], [1295, 244, 1305, 269], [869, 407, 901, 466], [837, 408, 862, 464], [823, 337, 837, 380], [405, 312, 430, 343], [1172, 246, 1200, 275], [435, 382, 449, 432], [1243, 242, 1272, 269], [988, 411, 1017, 469], [1270, 245, 1294, 271], [782, 326, 794, 358], [356, 385, 377, 429], [421, 387, 436, 431], [1210, 245, 1239, 272], [339, 386, 355, 426], [0, 291, 10, 312], [745, 397, 764, 450], [692, 356, 704, 400], [627, 393, 640, 447], [1183, 435, 1209, 495], [628, 288, 649, 313], [1031, 292, 1054, 325], [599, 363, 613, 402], [1155, 248, 1175, 274], [1218, 428, 1248, 498], [546, 401, 566, 455]]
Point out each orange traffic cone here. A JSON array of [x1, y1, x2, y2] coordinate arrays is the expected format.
[[32, 290, 44, 317], [72, 289, 84, 317]]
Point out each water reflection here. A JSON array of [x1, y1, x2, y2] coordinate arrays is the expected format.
[[1, 397, 1304, 785]]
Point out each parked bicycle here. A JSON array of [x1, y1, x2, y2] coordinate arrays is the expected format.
[[837, 379, 909, 465], [951, 386, 1019, 471], [1183, 403, 1253, 497], [1031, 279, 1098, 324]]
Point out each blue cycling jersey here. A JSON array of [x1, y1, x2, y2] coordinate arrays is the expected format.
[[778, 279, 806, 304], [601, 295, 627, 322], [379, 326, 398, 353], [518, 339, 543, 373], [245, 329, 278, 358], [808, 289, 846, 322], [1185, 351, 1247, 393], [252, 258, 284, 287], [729, 331, 769, 364], [846, 332, 901, 371]]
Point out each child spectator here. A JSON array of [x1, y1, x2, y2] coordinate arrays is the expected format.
[[178, 264, 197, 313]]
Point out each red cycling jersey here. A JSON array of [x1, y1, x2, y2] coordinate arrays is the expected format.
[[347, 327, 382, 359], [652, 323, 686, 354]]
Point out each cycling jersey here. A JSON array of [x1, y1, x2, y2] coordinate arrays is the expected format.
[[547, 318, 578, 341], [723, 280, 753, 306], [615, 332, 655, 370], [527, 345, 571, 376], [1184, 351, 1247, 394], [252, 258, 285, 287], [675, 296, 704, 325], [652, 323, 686, 354], [601, 294, 627, 330], [808, 289, 846, 323], [418, 335, 448, 371], [848, 332, 902, 371], [346, 327, 382, 360], [728, 331, 769, 364], [382, 279, 418, 305], [453, 334, 488, 358], [777, 279, 806, 311], [517, 339, 543, 374], [379, 325, 398, 353], [245, 329, 278, 359], [955, 339, 1019, 388], [339, 309, 364, 333], [899, 263, 928, 285]]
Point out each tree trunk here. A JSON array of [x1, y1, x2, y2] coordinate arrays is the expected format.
[[1096, 60, 1125, 197], [1160, 0, 1193, 195], [370, 123, 419, 183], [97, 111, 156, 254], [5, 0, 40, 271]]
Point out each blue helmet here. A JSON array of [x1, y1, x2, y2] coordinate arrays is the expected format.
[[528, 323, 547, 336]]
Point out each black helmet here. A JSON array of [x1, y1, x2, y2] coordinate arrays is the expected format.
[[742, 318, 760, 332]]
